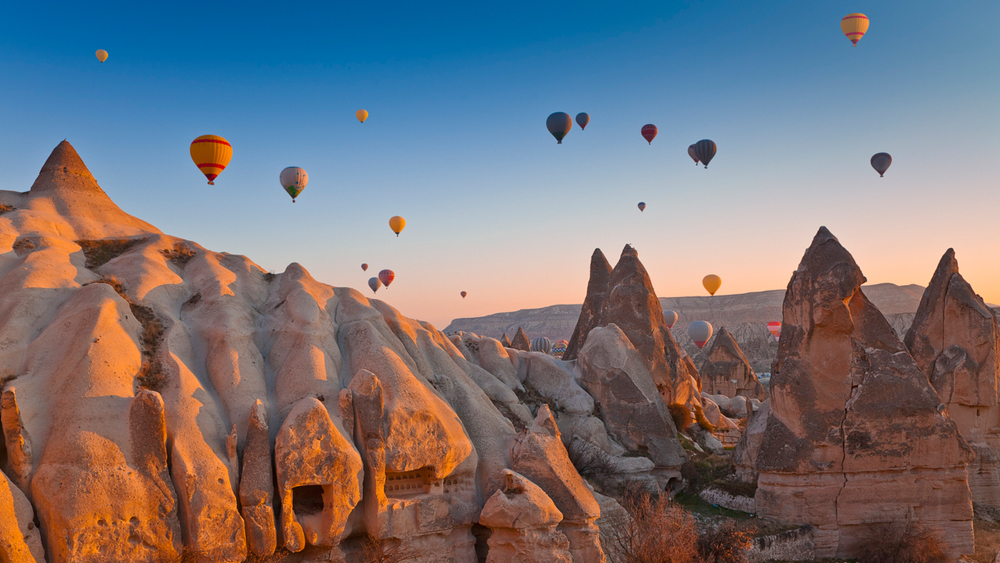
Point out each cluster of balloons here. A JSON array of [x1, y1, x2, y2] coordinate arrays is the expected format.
[[767, 321, 782, 342], [545, 112, 590, 144], [368, 269, 395, 293]]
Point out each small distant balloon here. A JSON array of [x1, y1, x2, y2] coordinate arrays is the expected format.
[[531, 336, 552, 354], [356, 109, 368, 123], [546, 112, 573, 144], [687, 145, 699, 165], [664, 310, 678, 329], [638, 202, 646, 212], [871, 153, 892, 177], [378, 269, 395, 288], [361, 263, 368, 271], [552, 340, 569, 356], [688, 320, 714, 348], [279, 166, 308, 203], [841, 13, 869, 46], [368, 277, 381, 293], [767, 321, 782, 341], [694, 140, 717, 168], [189, 135, 232, 185], [95, 49, 108, 63], [461, 291, 467, 298], [576, 113, 590, 130], [389, 216, 406, 237], [703, 274, 722, 296], [641, 124, 657, 145]]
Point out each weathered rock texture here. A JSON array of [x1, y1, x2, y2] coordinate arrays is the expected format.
[[563, 249, 613, 361], [510, 328, 530, 352], [754, 227, 974, 559], [904, 249, 1000, 510], [479, 470, 572, 563], [700, 326, 766, 400]]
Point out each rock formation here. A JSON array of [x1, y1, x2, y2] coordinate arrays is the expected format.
[[699, 326, 766, 400], [479, 470, 572, 563], [564, 249, 613, 361], [753, 227, 974, 558], [904, 249, 1000, 510], [499, 333, 511, 347], [510, 327, 531, 351]]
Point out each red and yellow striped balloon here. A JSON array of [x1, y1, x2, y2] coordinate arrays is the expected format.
[[841, 13, 869, 46], [190, 135, 232, 185]]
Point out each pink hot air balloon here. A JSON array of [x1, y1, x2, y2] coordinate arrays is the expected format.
[[641, 124, 658, 145], [378, 269, 395, 288], [767, 321, 781, 342], [361, 263, 368, 271], [664, 310, 678, 329], [688, 320, 713, 349]]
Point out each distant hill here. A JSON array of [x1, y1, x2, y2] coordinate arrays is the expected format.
[[444, 283, 928, 372]]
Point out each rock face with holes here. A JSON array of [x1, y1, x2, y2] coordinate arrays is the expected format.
[[699, 326, 766, 400], [754, 227, 975, 559], [904, 249, 1000, 511], [479, 469, 572, 563]]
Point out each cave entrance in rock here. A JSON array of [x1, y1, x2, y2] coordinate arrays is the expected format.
[[292, 484, 326, 515]]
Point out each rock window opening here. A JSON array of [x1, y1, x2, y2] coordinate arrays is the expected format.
[[292, 485, 326, 515]]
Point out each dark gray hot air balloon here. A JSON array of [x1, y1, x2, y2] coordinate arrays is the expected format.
[[546, 112, 573, 144], [638, 202, 646, 212], [368, 277, 381, 293], [687, 145, 699, 165], [694, 140, 717, 168], [871, 153, 892, 177], [576, 112, 590, 130]]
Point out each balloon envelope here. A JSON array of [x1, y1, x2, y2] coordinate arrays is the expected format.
[[841, 13, 869, 45], [368, 277, 381, 293], [356, 109, 368, 123], [95, 49, 108, 63], [576, 112, 590, 130], [461, 291, 467, 298], [687, 145, 699, 165], [871, 153, 892, 177], [694, 140, 717, 168], [688, 321, 713, 348], [361, 263, 368, 271], [703, 274, 722, 296], [389, 216, 406, 236], [378, 269, 395, 287], [767, 321, 782, 341], [546, 112, 572, 144], [638, 202, 646, 212], [531, 337, 552, 354], [279, 166, 308, 202], [664, 310, 678, 329], [641, 124, 657, 145], [190, 135, 232, 185]]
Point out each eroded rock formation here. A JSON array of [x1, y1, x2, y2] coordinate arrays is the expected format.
[[479, 469, 572, 563], [754, 227, 974, 558], [700, 326, 766, 400], [510, 328, 531, 351]]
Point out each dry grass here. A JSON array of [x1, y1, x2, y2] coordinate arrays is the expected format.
[[567, 437, 617, 481], [86, 275, 127, 299], [853, 519, 947, 563], [698, 521, 753, 563], [670, 403, 695, 431], [693, 403, 715, 432], [603, 490, 701, 563], [160, 242, 197, 267], [973, 518, 1000, 563], [77, 237, 146, 269], [360, 535, 416, 563], [0, 204, 14, 214]]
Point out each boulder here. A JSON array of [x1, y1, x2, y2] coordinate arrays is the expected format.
[[0, 469, 43, 562], [479, 470, 572, 563], [700, 326, 766, 400], [734, 400, 769, 483], [754, 227, 975, 559]]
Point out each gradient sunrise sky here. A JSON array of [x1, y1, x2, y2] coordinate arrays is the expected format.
[[1, 1, 997, 328]]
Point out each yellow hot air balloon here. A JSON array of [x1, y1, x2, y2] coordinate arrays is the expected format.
[[703, 274, 722, 296], [356, 109, 368, 123], [190, 135, 233, 185], [841, 13, 869, 46], [389, 216, 406, 237], [95, 49, 109, 63]]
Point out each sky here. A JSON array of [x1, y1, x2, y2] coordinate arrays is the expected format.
[[0, 1, 997, 328]]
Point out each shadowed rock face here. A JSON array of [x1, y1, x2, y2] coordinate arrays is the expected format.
[[904, 249, 1000, 510], [563, 249, 612, 361], [510, 328, 531, 351], [699, 326, 766, 400], [754, 227, 974, 559]]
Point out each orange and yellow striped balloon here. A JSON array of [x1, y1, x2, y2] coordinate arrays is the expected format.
[[190, 135, 232, 185], [841, 13, 869, 46]]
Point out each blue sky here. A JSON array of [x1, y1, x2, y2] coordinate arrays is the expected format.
[[1, 1, 998, 327]]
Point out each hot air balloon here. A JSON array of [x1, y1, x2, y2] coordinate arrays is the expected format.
[[95, 49, 108, 63], [368, 277, 381, 293], [664, 310, 678, 329], [461, 291, 467, 298], [356, 109, 368, 123], [767, 321, 782, 341], [389, 216, 406, 237], [841, 13, 869, 46], [531, 336, 552, 354], [688, 320, 713, 349], [546, 112, 572, 144], [694, 140, 717, 168], [641, 124, 657, 145], [576, 113, 590, 130], [687, 145, 699, 165], [871, 153, 892, 177], [638, 202, 646, 212], [190, 135, 232, 185], [378, 269, 395, 288], [279, 167, 308, 202], [361, 263, 368, 271], [552, 339, 569, 356], [703, 274, 722, 296]]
